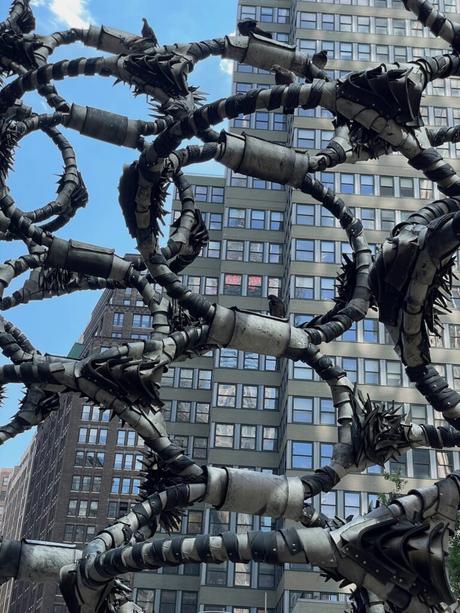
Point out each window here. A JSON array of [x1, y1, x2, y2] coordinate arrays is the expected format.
[[340, 173, 354, 194], [247, 275, 263, 297], [204, 277, 218, 295], [219, 348, 238, 368], [410, 404, 427, 424], [400, 177, 414, 197], [268, 277, 281, 296], [240, 425, 256, 449], [320, 399, 335, 425], [249, 241, 264, 262], [193, 437, 208, 459], [380, 176, 394, 196], [243, 352, 258, 369], [342, 321, 357, 342], [433, 106, 447, 126], [258, 563, 275, 588], [359, 175, 374, 195], [294, 276, 314, 299], [393, 18, 406, 35], [250, 209, 265, 229], [343, 357, 358, 383], [453, 365, 460, 389], [394, 46, 407, 61], [339, 42, 352, 60], [217, 384, 237, 408], [264, 387, 279, 410], [292, 441, 313, 469], [363, 319, 378, 343], [240, 5, 256, 20], [296, 203, 314, 225], [296, 128, 315, 149], [450, 324, 460, 349], [177, 401, 191, 422], [242, 385, 258, 409], [187, 276, 200, 294], [136, 589, 155, 612], [268, 243, 283, 264], [215, 424, 234, 447], [320, 208, 335, 227], [159, 590, 176, 613], [437, 450, 454, 478], [132, 313, 151, 328], [320, 278, 335, 300], [277, 7, 290, 23], [386, 361, 402, 386], [196, 402, 209, 423], [197, 369, 212, 390], [420, 178, 433, 200], [224, 274, 242, 295], [390, 452, 407, 476], [357, 15, 370, 32], [299, 12, 316, 29], [179, 368, 194, 388], [375, 17, 388, 34], [412, 449, 431, 478], [364, 359, 380, 384], [320, 241, 335, 263], [260, 6, 273, 22], [344, 492, 360, 517], [195, 185, 208, 201], [208, 185, 223, 203], [357, 43, 371, 60], [269, 210, 284, 230], [381, 209, 395, 231], [182, 592, 198, 613], [321, 14, 334, 30], [294, 239, 314, 261], [361, 208, 375, 230], [209, 212, 222, 230], [339, 14, 352, 31], [263, 427, 278, 451], [228, 208, 245, 228], [234, 562, 251, 587], [292, 397, 313, 423], [226, 240, 244, 261], [207, 562, 227, 586], [112, 312, 124, 327], [320, 443, 334, 466], [320, 491, 337, 517], [206, 240, 221, 258], [255, 111, 269, 129], [375, 44, 390, 61]]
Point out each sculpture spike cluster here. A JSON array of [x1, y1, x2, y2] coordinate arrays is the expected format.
[[0, 0, 459, 610]]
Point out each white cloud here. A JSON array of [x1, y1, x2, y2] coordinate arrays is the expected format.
[[32, 0, 93, 29], [219, 32, 235, 76], [219, 58, 234, 76]]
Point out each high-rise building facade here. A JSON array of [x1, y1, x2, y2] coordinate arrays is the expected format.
[[0, 438, 37, 612], [132, 0, 460, 610], [0, 467, 13, 532], [8, 0, 460, 612]]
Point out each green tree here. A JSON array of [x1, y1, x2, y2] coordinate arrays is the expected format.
[[448, 515, 460, 597], [377, 471, 407, 506]]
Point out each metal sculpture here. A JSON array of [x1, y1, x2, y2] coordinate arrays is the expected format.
[[0, 0, 460, 610]]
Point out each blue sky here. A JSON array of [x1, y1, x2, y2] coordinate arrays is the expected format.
[[0, 0, 237, 466]]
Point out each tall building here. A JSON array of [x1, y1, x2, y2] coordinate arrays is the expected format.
[[0, 467, 13, 531], [8, 0, 460, 612], [132, 0, 460, 611], [0, 438, 36, 612]]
